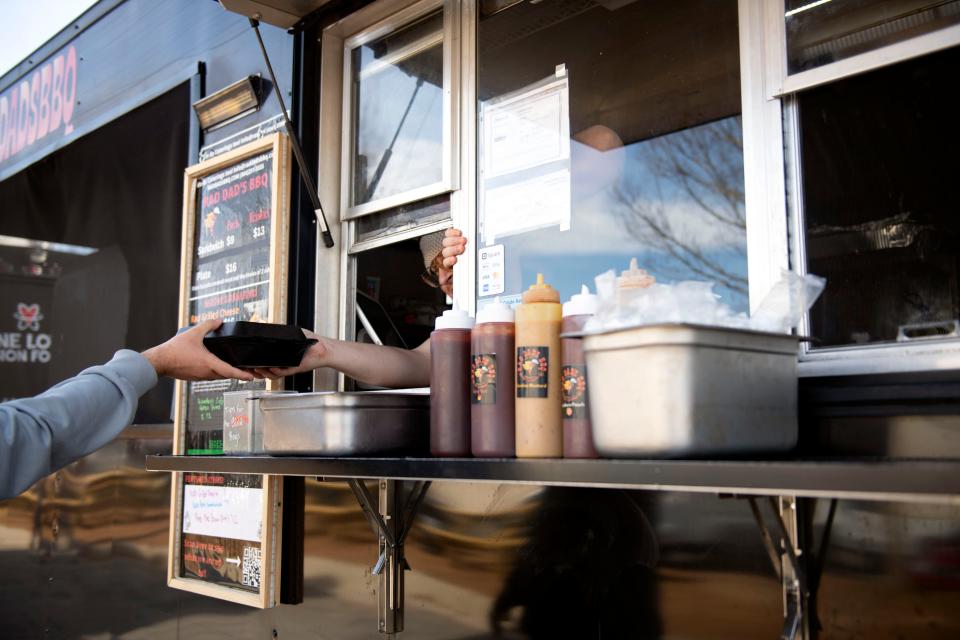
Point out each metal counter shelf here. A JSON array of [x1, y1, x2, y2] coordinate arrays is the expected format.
[[145, 455, 960, 504]]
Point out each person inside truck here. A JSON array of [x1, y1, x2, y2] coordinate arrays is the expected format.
[[253, 227, 467, 388], [0, 319, 253, 499]]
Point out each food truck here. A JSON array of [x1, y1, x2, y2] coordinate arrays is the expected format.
[[1, 0, 959, 637]]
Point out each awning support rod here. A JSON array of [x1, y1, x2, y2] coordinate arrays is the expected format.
[[249, 17, 335, 248]]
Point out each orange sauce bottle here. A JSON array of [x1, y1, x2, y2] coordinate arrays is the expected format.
[[515, 274, 562, 457]]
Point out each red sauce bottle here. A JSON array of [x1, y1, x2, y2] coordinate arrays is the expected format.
[[430, 308, 475, 456], [561, 285, 599, 458], [471, 298, 515, 457]]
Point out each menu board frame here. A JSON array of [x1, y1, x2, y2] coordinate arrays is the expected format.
[[167, 132, 290, 608]]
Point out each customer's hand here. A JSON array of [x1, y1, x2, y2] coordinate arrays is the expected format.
[[441, 227, 468, 269], [252, 329, 326, 380], [142, 319, 255, 381]]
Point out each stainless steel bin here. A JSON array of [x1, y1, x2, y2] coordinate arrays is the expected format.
[[582, 323, 799, 457], [259, 391, 429, 455]]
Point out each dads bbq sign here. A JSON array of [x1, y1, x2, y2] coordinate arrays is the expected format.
[[0, 45, 78, 170]]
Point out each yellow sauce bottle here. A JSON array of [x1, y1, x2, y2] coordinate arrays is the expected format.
[[515, 274, 562, 457]]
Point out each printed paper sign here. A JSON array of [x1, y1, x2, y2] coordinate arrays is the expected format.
[[484, 88, 567, 178], [479, 74, 571, 245], [183, 483, 263, 542], [483, 170, 571, 244]]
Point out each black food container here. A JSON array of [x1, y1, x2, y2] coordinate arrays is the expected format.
[[202, 321, 317, 368]]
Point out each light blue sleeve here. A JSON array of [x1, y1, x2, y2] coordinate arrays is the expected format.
[[0, 349, 158, 499]]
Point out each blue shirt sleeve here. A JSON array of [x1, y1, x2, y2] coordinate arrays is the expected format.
[[0, 349, 158, 499]]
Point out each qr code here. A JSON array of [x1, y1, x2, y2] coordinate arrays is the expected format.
[[242, 546, 261, 588]]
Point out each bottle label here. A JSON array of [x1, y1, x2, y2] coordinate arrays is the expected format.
[[561, 364, 588, 419], [516, 346, 549, 398], [471, 354, 497, 405]]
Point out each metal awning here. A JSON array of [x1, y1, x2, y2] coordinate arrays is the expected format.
[[219, 0, 335, 29]]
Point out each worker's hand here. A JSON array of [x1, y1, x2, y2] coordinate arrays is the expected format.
[[142, 319, 255, 382], [441, 227, 468, 270], [252, 328, 327, 380]]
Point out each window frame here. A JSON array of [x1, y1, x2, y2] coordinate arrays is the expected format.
[[740, 0, 960, 376], [339, 0, 460, 221], [315, 0, 477, 392]]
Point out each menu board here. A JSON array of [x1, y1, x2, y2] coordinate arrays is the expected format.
[[185, 147, 275, 454], [168, 133, 289, 608]]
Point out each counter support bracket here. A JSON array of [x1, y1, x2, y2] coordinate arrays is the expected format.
[[347, 478, 432, 635], [747, 497, 807, 640]]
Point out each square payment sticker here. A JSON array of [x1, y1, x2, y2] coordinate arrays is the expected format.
[[478, 244, 505, 296]]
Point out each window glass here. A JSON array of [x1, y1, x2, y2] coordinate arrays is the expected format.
[[476, 0, 747, 311], [799, 46, 960, 348], [785, 0, 960, 74], [355, 194, 450, 245], [350, 11, 445, 208]]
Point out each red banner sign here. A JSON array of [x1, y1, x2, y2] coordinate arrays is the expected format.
[[0, 45, 78, 164]]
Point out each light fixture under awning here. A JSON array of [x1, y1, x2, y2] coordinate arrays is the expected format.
[[219, 0, 335, 29], [193, 75, 262, 131]]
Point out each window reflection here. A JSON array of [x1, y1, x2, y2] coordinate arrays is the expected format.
[[355, 193, 450, 245], [613, 117, 747, 307], [476, 0, 747, 312], [351, 11, 444, 207], [785, 0, 960, 74]]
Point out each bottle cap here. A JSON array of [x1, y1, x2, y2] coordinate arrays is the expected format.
[[476, 297, 515, 324], [521, 273, 560, 304], [563, 284, 599, 317], [617, 258, 655, 290], [434, 307, 475, 330]]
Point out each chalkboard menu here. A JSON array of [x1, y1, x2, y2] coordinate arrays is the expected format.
[[168, 133, 290, 608], [185, 146, 276, 454]]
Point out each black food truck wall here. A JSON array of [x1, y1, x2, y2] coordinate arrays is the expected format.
[[0, 1, 959, 639]]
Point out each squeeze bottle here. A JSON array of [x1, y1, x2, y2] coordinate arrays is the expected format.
[[471, 298, 516, 457], [515, 274, 562, 458], [430, 308, 475, 456], [561, 285, 600, 458], [617, 258, 656, 304]]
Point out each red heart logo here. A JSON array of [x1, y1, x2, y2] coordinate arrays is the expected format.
[[17, 303, 38, 321]]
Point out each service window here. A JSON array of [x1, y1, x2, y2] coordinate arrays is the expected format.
[[474, 0, 748, 312], [322, 0, 461, 390], [798, 48, 959, 349], [774, 0, 960, 373]]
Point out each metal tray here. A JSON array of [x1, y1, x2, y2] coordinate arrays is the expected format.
[[259, 391, 429, 456], [583, 323, 799, 457]]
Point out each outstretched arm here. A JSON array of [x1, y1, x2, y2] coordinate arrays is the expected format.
[[257, 332, 431, 388], [0, 319, 253, 499], [257, 228, 468, 387], [0, 349, 156, 499]]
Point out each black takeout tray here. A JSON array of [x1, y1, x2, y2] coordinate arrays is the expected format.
[[203, 321, 317, 368]]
